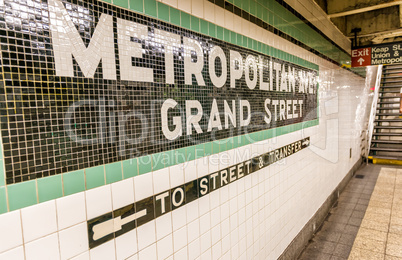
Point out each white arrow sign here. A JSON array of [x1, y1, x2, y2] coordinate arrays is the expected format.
[[357, 57, 365, 65], [92, 209, 147, 240]]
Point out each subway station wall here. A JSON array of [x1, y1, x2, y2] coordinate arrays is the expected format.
[[0, 0, 368, 259]]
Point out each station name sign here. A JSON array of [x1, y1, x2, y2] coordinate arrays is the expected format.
[[352, 42, 402, 67]]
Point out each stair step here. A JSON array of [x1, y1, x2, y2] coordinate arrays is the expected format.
[[373, 133, 402, 136], [379, 96, 401, 99], [380, 90, 401, 93], [368, 155, 402, 161], [376, 107, 399, 110], [385, 65, 402, 70], [370, 147, 401, 152], [374, 125, 402, 129], [381, 85, 402, 88], [376, 113, 401, 116], [378, 101, 400, 104], [372, 140, 402, 144], [382, 76, 402, 79], [375, 119, 402, 122], [381, 80, 402, 84]]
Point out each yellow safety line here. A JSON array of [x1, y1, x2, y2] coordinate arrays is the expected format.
[[368, 156, 402, 166]]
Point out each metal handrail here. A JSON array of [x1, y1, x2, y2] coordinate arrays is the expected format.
[[366, 65, 383, 163]]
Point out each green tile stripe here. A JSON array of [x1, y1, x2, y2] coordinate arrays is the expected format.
[[103, 0, 318, 72], [3, 119, 318, 213]]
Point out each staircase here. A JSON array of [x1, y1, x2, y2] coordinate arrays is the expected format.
[[369, 64, 402, 164]]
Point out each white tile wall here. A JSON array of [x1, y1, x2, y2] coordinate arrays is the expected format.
[[0, 0, 369, 259]]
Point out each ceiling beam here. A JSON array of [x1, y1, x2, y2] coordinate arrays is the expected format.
[[328, 0, 402, 18]]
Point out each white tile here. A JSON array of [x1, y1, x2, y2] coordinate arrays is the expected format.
[[214, 5, 224, 27], [85, 185, 112, 220], [0, 210, 23, 253], [156, 234, 173, 260], [211, 241, 221, 260], [134, 173, 153, 202], [200, 248, 211, 260], [177, 0, 191, 13], [89, 239, 115, 260], [186, 200, 199, 223], [211, 224, 221, 245], [199, 212, 211, 235], [171, 206, 186, 231], [188, 238, 200, 260], [138, 243, 157, 260], [25, 233, 60, 260], [173, 246, 187, 260], [169, 164, 184, 188], [200, 231, 211, 253], [21, 201, 57, 243], [137, 220, 156, 251], [59, 223, 88, 260], [173, 226, 187, 252], [0, 246, 24, 260], [115, 229, 138, 260], [191, 0, 203, 18], [153, 168, 170, 194], [126, 253, 137, 260], [162, 0, 177, 8], [203, 1, 215, 23], [155, 212, 172, 240], [71, 251, 90, 260], [187, 219, 199, 243], [198, 194, 210, 216], [184, 160, 197, 182], [111, 178, 135, 210], [56, 192, 86, 230]]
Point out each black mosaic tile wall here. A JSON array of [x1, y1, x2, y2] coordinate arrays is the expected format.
[[0, 0, 318, 184]]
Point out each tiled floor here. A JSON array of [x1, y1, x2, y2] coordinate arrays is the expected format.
[[298, 164, 388, 260]]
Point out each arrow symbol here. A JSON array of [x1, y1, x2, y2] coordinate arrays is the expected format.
[[302, 139, 310, 146], [92, 209, 147, 240], [357, 57, 365, 65]]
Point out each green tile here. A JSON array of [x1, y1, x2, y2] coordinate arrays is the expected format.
[[63, 170, 85, 196], [8, 180, 37, 211], [230, 31, 236, 45], [144, 0, 157, 17], [102, 0, 112, 3], [234, 0, 242, 8], [242, 0, 250, 12], [237, 33, 242, 46], [191, 16, 199, 32], [204, 142, 213, 156], [163, 150, 176, 167], [129, 0, 143, 13], [209, 23, 216, 37], [37, 175, 63, 203], [170, 8, 180, 26], [0, 160, 4, 187], [181, 12, 191, 30], [123, 159, 138, 179], [200, 19, 208, 35], [195, 144, 204, 158], [224, 29, 230, 42], [105, 162, 123, 184], [249, 1, 257, 16], [158, 2, 169, 22], [212, 141, 219, 154], [186, 145, 196, 161], [138, 155, 152, 175], [216, 26, 224, 40], [113, 0, 128, 9], [219, 140, 227, 152], [0, 187, 6, 214], [227, 137, 233, 150], [152, 152, 165, 171], [176, 148, 186, 164], [86, 166, 105, 190]]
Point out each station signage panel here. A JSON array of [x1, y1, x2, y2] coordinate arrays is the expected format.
[[352, 42, 402, 67]]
